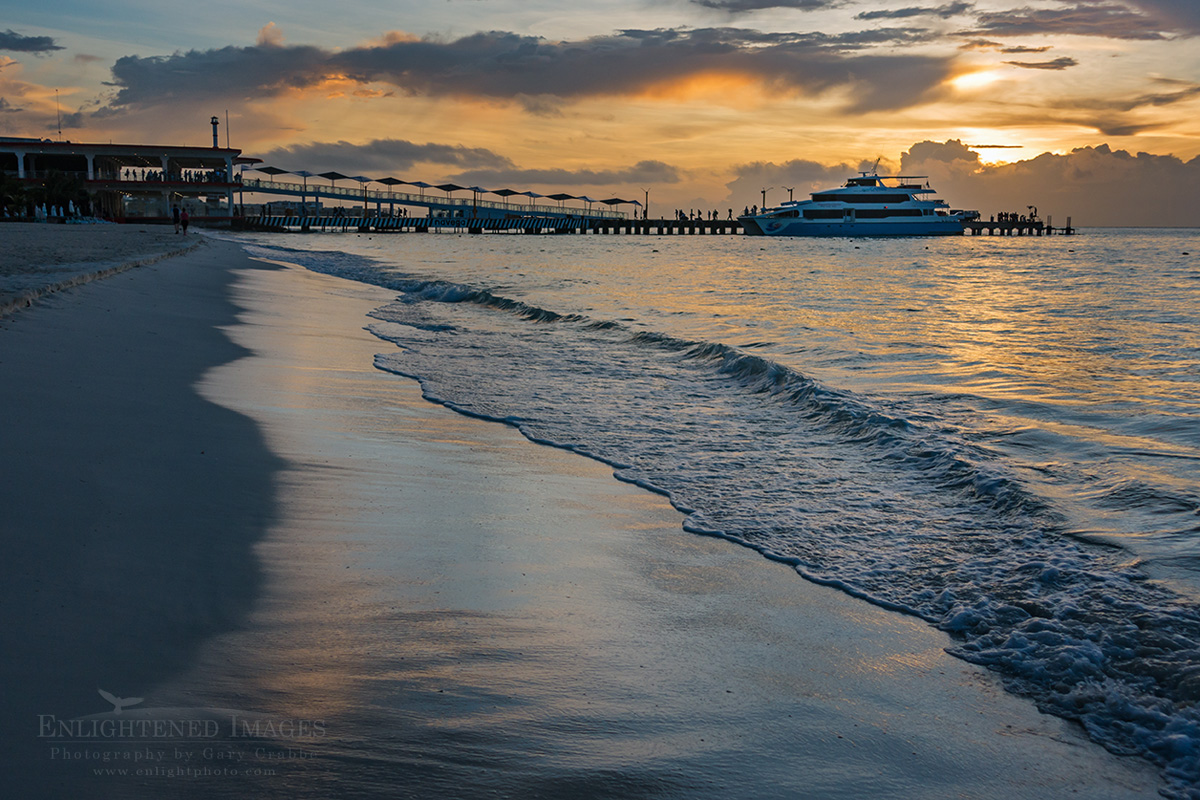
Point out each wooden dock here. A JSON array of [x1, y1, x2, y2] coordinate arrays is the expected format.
[[239, 215, 1073, 236], [964, 217, 1074, 236], [240, 215, 744, 235]]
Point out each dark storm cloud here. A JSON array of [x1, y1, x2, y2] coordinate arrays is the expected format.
[[254, 138, 515, 176], [0, 29, 63, 53], [107, 44, 332, 105], [688, 0, 840, 11], [449, 160, 682, 187], [1123, 0, 1200, 34], [102, 27, 956, 115], [1003, 56, 1078, 69], [855, 3, 973, 21], [0, 97, 22, 113], [966, 3, 1173, 40]]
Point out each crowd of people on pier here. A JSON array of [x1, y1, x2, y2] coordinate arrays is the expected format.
[[673, 208, 737, 221], [989, 209, 1038, 224], [117, 168, 234, 184]]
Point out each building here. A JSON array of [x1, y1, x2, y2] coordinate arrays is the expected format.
[[0, 133, 246, 224]]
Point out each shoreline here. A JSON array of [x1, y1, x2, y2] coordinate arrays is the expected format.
[[1, 231, 1166, 797], [0, 236, 281, 799], [0, 221, 200, 315]]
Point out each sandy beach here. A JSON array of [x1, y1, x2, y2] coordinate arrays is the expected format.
[[0, 221, 198, 314], [0, 229, 1165, 798]]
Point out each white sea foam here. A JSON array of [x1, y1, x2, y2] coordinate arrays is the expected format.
[[237, 231, 1200, 796]]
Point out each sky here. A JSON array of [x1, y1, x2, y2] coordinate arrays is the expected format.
[[1, 0, 1198, 224]]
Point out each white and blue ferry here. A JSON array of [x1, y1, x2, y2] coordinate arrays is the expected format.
[[740, 173, 978, 236]]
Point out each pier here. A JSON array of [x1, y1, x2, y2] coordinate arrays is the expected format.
[[240, 214, 1077, 236], [241, 176, 635, 222], [238, 215, 745, 235], [964, 216, 1074, 236]]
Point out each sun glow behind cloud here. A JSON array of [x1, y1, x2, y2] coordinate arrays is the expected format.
[[951, 70, 1006, 91]]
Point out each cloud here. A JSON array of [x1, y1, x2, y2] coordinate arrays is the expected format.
[[965, 3, 1178, 41], [0, 97, 21, 113], [688, 0, 840, 11], [107, 44, 333, 106], [1123, 0, 1200, 35], [256, 22, 285, 48], [1045, 80, 1200, 135], [0, 29, 64, 53], [723, 157, 877, 206], [253, 138, 515, 175], [1000, 45, 1052, 53], [1004, 56, 1079, 69], [856, 3, 973, 21], [100, 27, 957, 115], [898, 139, 1200, 226], [449, 160, 682, 187]]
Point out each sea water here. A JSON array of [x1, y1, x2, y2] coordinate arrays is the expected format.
[[233, 228, 1200, 794]]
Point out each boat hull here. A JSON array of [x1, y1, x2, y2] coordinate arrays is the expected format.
[[739, 217, 965, 237]]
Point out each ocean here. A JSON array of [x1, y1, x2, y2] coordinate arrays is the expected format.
[[232, 227, 1200, 793]]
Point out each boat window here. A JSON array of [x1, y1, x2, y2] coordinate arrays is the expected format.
[[812, 193, 916, 204], [803, 209, 843, 219], [855, 208, 924, 218]]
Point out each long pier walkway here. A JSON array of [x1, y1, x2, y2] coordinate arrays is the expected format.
[[240, 215, 743, 234], [238, 214, 1073, 236], [242, 177, 630, 221], [965, 218, 1074, 235]]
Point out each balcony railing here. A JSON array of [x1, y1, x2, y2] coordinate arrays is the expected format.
[[241, 177, 629, 220], [2, 169, 238, 185]]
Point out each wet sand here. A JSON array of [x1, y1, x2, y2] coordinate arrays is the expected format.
[[0, 232, 1164, 798]]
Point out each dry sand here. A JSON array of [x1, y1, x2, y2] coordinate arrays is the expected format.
[[0, 229, 1165, 798], [0, 220, 198, 313]]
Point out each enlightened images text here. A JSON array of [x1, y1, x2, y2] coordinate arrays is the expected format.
[[38, 715, 326, 740]]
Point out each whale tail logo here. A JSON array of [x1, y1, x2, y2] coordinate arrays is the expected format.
[[98, 688, 144, 715]]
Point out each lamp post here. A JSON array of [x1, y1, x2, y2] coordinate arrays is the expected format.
[[760, 186, 769, 209], [641, 187, 650, 220], [783, 186, 795, 202]]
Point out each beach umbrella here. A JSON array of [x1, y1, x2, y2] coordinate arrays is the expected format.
[[293, 170, 314, 208], [318, 171, 351, 188], [518, 190, 544, 209], [547, 193, 578, 211], [600, 197, 639, 217], [352, 175, 373, 208], [435, 183, 466, 199], [316, 172, 352, 211], [376, 177, 406, 215], [254, 166, 290, 187], [489, 188, 522, 209], [466, 186, 488, 211]]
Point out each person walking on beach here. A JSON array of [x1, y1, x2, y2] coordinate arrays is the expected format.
[[180, 209, 189, 235], [172, 205, 181, 233]]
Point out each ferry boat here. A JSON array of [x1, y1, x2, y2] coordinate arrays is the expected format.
[[739, 173, 978, 236]]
